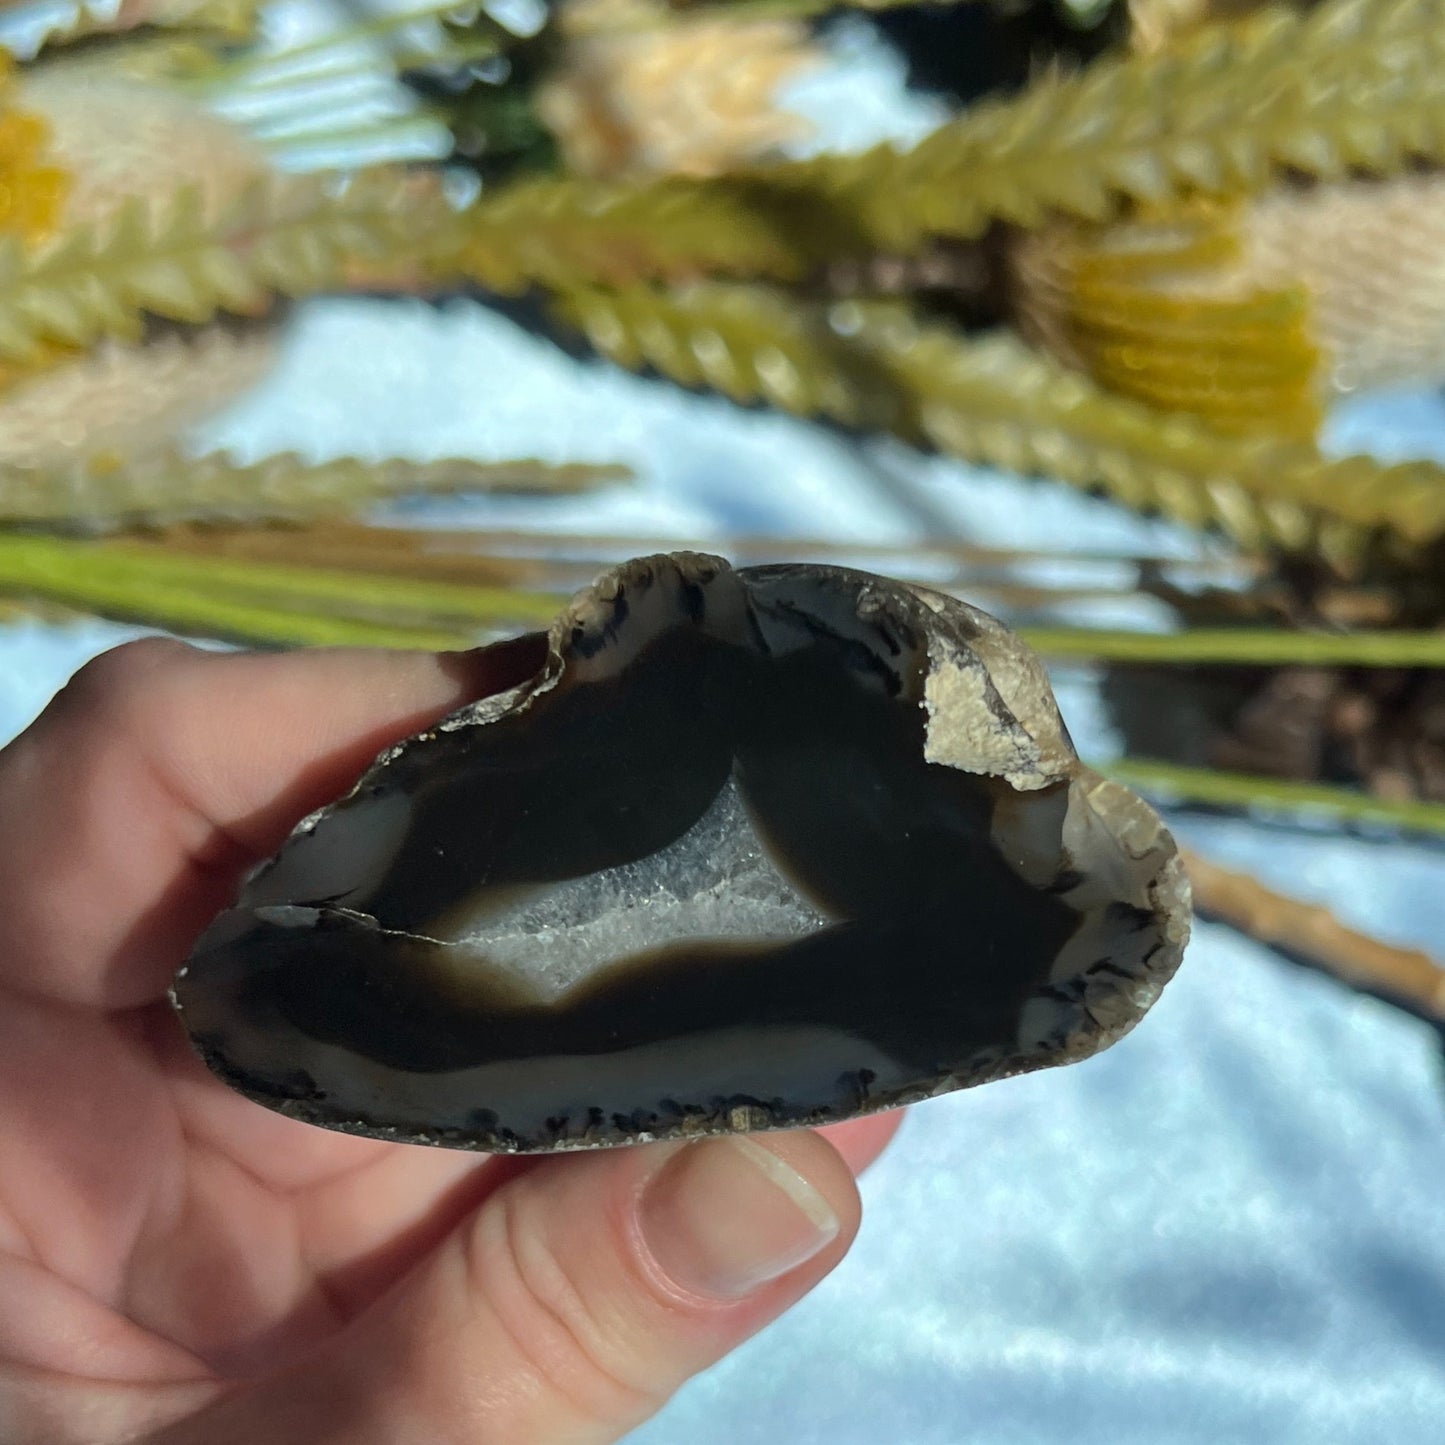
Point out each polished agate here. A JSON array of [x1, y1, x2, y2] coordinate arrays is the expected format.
[[173, 554, 1190, 1151]]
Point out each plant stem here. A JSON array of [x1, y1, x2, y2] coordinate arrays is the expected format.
[[0, 534, 555, 648], [1023, 628, 1445, 667], [1106, 757, 1445, 836]]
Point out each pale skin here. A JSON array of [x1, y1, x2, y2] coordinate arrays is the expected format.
[[0, 638, 901, 1445]]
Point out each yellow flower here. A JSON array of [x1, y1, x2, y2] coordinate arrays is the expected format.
[[0, 56, 69, 244], [1011, 170, 1445, 440], [0, 64, 278, 453], [15, 66, 268, 227]]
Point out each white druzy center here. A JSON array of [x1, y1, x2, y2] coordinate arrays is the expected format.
[[441, 773, 831, 1003]]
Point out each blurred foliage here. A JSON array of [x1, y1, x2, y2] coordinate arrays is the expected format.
[[0, 170, 456, 359], [0, 448, 628, 528], [558, 281, 1445, 570]]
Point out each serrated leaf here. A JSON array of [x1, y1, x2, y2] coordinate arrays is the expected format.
[[553, 280, 1445, 571], [793, 0, 1445, 253], [0, 448, 630, 530], [0, 168, 452, 360]]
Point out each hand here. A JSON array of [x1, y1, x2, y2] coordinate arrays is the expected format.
[[0, 639, 901, 1445]]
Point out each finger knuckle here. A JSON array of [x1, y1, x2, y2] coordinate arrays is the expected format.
[[467, 1191, 659, 1433], [56, 637, 196, 725]]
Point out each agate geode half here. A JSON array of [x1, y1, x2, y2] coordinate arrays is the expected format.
[[174, 554, 1190, 1151]]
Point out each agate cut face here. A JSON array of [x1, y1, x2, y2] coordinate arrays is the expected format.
[[173, 555, 1190, 1151]]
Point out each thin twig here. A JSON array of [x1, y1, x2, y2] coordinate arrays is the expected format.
[[402, 526, 1251, 576], [1182, 847, 1445, 1021]]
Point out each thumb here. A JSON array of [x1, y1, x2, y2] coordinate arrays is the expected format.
[[163, 1129, 861, 1445]]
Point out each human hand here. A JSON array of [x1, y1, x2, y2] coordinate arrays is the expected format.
[[0, 639, 901, 1445]]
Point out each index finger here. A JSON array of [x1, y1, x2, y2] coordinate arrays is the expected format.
[[0, 635, 543, 1010]]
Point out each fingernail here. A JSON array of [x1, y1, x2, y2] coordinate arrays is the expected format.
[[638, 1137, 840, 1300]]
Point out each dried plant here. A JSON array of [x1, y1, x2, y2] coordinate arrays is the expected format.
[[535, 0, 821, 178]]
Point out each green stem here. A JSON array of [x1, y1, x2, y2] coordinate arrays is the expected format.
[[1023, 628, 1445, 667], [4, 574, 467, 650], [78, 542, 561, 623], [0, 535, 558, 648], [1104, 758, 1445, 836]]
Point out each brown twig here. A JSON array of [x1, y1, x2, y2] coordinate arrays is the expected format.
[[1181, 847, 1445, 1021]]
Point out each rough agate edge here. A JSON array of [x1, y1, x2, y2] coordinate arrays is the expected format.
[[173, 554, 1191, 1152]]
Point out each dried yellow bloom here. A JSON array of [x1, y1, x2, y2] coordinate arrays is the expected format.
[[1009, 205, 1323, 440], [0, 57, 70, 244], [0, 68, 279, 448], [1011, 170, 1445, 438], [1243, 174, 1445, 397], [0, 322, 277, 471], [16, 68, 270, 226], [536, 0, 820, 179]]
